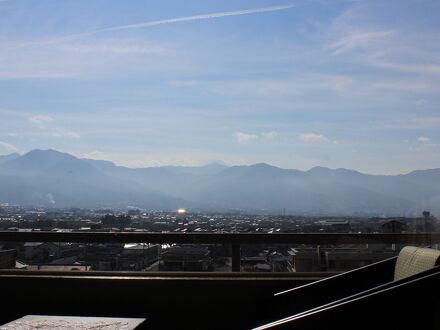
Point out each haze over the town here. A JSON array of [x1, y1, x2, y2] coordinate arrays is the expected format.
[[0, 0, 439, 175]]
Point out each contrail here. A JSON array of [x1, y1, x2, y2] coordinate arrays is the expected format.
[[7, 4, 294, 48], [91, 4, 295, 34]]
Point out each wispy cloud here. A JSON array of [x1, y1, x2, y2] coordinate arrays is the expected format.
[[415, 99, 427, 106], [329, 30, 395, 55], [299, 132, 328, 143], [417, 136, 430, 142], [371, 81, 440, 94], [262, 132, 279, 140], [379, 117, 440, 130], [81, 151, 111, 161], [28, 115, 54, 128], [234, 131, 258, 144], [171, 74, 353, 97], [27, 115, 80, 139], [78, 150, 204, 168], [328, 3, 440, 76], [60, 41, 169, 55], [0, 38, 178, 79], [6, 132, 22, 138], [49, 130, 81, 139], [375, 62, 440, 75], [0, 141, 17, 152]]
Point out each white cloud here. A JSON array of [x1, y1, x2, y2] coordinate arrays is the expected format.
[[26, 116, 80, 139], [67, 132, 80, 139], [118, 154, 201, 168], [315, 75, 353, 93], [60, 40, 170, 55], [409, 146, 422, 152], [410, 142, 440, 152], [234, 131, 258, 144], [123, 157, 201, 168], [329, 30, 395, 56], [0, 141, 17, 152], [28, 115, 54, 127], [379, 117, 440, 130], [378, 62, 440, 75], [81, 151, 110, 160], [79, 150, 208, 168], [215, 75, 353, 96], [299, 133, 328, 143], [329, 4, 440, 76], [261, 131, 279, 140], [6, 132, 23, 139], [417, 136, 430, 142], [167, 80, 200, 87], [0, 38, 179, 79], [61, 132, 81, 139], [372, 81, 440, 94], [50, 131, 80, 139]]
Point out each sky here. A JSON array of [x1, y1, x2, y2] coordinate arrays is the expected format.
[[0, 0, 440, 174]]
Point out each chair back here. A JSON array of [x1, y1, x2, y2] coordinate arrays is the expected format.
[[394, 246, 440, 281]]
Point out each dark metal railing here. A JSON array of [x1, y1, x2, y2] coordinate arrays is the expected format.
[[1, 231, 439, 272], [1, 231, 439, 244]]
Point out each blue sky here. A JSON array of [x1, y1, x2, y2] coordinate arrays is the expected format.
[[0, 0, 440, 174]]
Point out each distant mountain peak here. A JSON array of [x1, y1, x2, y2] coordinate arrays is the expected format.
[[308, 166, 332, 173], [307, 166, 363, 176], [251, 162, 274, 168], [24, 149, 75, 159], [1, 148, 99, 176], [222, 162, 286, 177], [27, 148, 58, 154]]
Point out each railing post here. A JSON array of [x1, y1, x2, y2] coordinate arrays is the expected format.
[[232, 244, 241, 272]]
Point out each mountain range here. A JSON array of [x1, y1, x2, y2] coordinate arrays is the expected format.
[[0, 149, 439, 216]]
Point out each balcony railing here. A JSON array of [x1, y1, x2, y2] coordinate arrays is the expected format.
[[1, 231, 439, 329], [1, 231, 439, 272]]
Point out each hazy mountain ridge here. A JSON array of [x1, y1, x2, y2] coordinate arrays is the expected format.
[[0, 150, 183, 209], [0, 149, 439, 215], [0, 152, 20, 165]]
